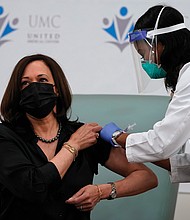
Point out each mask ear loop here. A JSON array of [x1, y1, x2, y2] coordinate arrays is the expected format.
[[150, 6, 166, 65]]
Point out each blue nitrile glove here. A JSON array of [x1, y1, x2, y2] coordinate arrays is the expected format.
[[100, 122, 121, 146]]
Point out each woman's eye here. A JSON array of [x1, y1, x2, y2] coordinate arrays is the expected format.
[[21, 81, 29, 89], [39, 78, 48, 82]]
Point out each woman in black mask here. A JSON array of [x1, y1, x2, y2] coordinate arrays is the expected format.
[[0, 54, 157, 220]]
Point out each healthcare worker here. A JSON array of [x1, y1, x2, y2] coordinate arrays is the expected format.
[[100, 5, 190, 183]]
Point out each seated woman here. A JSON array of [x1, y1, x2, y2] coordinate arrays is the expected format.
[[0, 54, 158, 220]]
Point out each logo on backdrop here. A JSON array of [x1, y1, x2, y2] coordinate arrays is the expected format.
[[0, 6, 19, 47], [102, 6, 134, 52], [27, 14, 61, 43]]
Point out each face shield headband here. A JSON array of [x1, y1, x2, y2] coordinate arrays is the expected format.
[[128, 23, 186, 43], [130, 5, 187, 42]]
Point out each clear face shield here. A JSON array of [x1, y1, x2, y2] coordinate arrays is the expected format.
[[128, 6, 186, 81], [129, 30, 166, 79]]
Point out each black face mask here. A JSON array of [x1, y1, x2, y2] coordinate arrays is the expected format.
[[19, 82, 57, 119]]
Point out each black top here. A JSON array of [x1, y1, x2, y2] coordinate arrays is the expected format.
[[0, 120, 111, 220]]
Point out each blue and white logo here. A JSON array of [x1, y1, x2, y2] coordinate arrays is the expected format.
[[102, 7, 134, 52], [0, 6, 19, 47]]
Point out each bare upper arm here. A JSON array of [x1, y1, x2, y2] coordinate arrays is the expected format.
[[104, 147, 154, 177]]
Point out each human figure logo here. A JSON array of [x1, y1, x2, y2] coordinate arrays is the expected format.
[[0, 6, 19, 47], [102, 7, 134, 52]]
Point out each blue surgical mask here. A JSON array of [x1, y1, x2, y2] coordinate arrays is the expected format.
[[141, 61, 167, 79]]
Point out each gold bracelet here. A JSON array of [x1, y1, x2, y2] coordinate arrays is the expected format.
[[95, 184, 102, 201], [63, 142, 78, 161]]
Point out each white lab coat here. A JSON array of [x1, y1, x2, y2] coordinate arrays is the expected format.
[[125, 62, 190, 183]]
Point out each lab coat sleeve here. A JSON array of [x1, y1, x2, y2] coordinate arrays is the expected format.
[[125, 63, 190, 163], [170, 153, 190, 183]]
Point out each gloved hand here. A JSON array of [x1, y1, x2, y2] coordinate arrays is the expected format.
[[100, 122, 121, 146]]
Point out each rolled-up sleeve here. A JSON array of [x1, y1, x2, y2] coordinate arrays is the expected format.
[[170, 153, 190, 183]]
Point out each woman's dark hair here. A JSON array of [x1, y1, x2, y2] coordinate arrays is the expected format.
[[0, 54, 73, 124], [135, 5, 190, 91]]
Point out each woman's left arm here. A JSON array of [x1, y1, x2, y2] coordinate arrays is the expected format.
[[66, 147, 158, 211], [102, 147, 158, 198]]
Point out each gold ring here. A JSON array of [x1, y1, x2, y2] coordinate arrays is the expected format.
[[96, 133, 99, 139]]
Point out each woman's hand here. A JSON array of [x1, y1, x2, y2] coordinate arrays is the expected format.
[[66, 185, 101, 212], [51, 123, 101, 178], [68, 123, 102, 151]]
